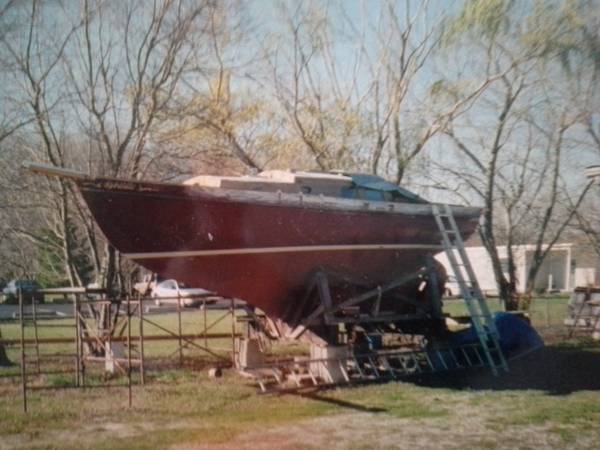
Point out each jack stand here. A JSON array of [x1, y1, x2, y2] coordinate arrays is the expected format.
[[309, 344, 349, 384], [235, 338, 265, 369]]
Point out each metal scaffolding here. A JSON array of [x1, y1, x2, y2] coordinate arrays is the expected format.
[[3, 287, 241, 413]]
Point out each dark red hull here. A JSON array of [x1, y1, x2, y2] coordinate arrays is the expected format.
[[77, 178, 480, 324]]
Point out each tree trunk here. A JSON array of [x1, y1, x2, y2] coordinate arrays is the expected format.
[[104, 244, 120, 294], [0, 329, 13, 367], [479, 228, 518, 310], [505, 226, 522, 309], [525, 247, 545, 294], [60, 186, 82, 287]]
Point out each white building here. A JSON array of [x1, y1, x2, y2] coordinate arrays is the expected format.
[[436, 243, 599, 295], [585, 165, 600, 184]]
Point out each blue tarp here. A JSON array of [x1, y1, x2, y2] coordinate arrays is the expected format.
[[344, 173, 428, 204], [450, 312, 544, 358]]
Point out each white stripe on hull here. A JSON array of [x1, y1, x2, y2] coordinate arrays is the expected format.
[[123, 243, 442, 260]]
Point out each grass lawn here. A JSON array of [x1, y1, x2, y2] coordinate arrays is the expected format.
[[1, 299, 600, 449], [443, 296, 569, 328]]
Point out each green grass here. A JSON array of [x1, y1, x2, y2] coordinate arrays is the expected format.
[[0, 370, 334, 448], [0, 309, 237, 358], [1, 370, 599, 449], [497, 392, 600, 427], [2, 298, 600, 449]]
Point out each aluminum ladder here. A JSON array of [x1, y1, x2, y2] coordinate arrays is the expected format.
[[432, 204, 508, 375], [245, 344, 490, 393]]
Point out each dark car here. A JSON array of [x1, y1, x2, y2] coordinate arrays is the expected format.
[[2, 279, 44, 304]]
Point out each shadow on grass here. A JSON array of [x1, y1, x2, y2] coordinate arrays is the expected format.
[[293, 390, 388, 413], [409, 345, 600, 395]]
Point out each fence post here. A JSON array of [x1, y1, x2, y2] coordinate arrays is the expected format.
[[31, 293, 40, 374], [74, 293, 81, 387], [203, 297, 208, 349], [230, 298, 236, 366], [138, 293, 145, 385], [19, 287, 27, 413], [127, 294, 132, 408], [177, 290, 183, 366]]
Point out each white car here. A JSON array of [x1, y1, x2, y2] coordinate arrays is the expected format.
[[151, 279, 215, 307]]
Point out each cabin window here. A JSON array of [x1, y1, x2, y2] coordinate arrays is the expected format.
[[340, 187, 358, 199], [382, 191, 395, 202], [358, 188, 384, 201], [340, 186, 405, 202]]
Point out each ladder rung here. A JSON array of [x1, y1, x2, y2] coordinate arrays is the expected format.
[[440, 228, 456, 233]]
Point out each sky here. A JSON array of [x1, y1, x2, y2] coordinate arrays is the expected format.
[[1, 0, 597, 199]]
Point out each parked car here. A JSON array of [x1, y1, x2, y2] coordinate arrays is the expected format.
[[151, 279, 216, 307], [2, 279, 44, 304]]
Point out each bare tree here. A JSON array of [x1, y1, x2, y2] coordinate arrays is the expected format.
[[0, 0, 219, 290], [0, 0, 35, 147], [156, 2, 270, 176], [429, 0, 599, 308], [0, 0, 86, 286], [573, 192, 600, 258], [1, 0, 598, 303], [265, 0, 517, 184], [359, 0, 500, 184], [265, 1, 368, 171], [62, 0, 213, 289]]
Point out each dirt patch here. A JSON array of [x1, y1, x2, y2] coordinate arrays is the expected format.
[[170, 409, 590, 450]]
